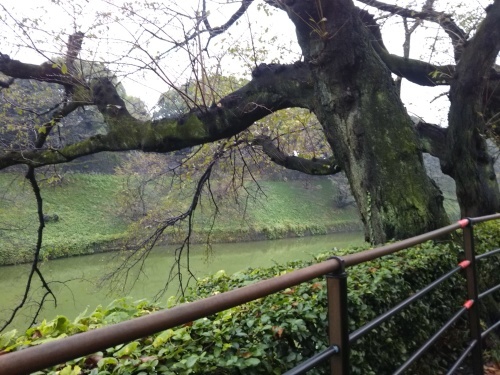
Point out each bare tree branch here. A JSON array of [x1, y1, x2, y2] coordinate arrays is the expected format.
[[358, 9, 454, 86], [357, 0, 467, 61], [0, 62, 314, 169], [393, 0, 432, 94], [202, 0, 253, 38], [252, 135, 341, 175], [100, 146, 225, 298], [0, 53, 83, 87], [33, 102, 83, 149]]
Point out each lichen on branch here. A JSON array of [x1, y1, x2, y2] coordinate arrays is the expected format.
[[0, 62, 315, 170]]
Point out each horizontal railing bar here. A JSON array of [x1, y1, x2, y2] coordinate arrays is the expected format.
[[392, 306, 467, 375], [343, 221, 464, 268], [469, 213, 500, 224], [283, 345, 339, 375], [445, 339, 478, 375], [476, 247, 500, 260], [479, 283, 500, 300], [481, 318, 500, 339], [349, 265, 462, 344]]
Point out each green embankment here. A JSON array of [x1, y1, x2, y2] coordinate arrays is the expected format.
[[0, 173, 127, 264], [0, 173, 363, 265], [181, 180, 363, 243]]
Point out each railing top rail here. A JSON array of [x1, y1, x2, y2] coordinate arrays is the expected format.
[[1, 214, 499, 375], [343, 220, 466, 268], [468, 213, 500, 224]]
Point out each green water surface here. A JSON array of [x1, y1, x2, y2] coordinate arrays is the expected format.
[[0, 232, 365, 331]]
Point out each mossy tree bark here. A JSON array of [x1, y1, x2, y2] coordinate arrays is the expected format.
[[444, 1, 500, 217], [282, 0, 449, 243]]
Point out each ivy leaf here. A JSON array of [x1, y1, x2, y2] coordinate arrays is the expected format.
[[59, 365, 81, 375], [185, 355, 198, 368], [0, 329, 18, 349], [61, 63, 68, 74], [114, 341, 139, 357], [246, 358, 260, 366], [53, 315, 70, 334], [152, 329, 174, 347], [97, 357, 119, 368]]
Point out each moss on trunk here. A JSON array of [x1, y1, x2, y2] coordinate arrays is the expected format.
[[444, 1, 500, 217], [284, 0, 449, 243]]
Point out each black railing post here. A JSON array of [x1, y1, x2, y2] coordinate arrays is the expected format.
[[462, 219, 483, 375], [326, 256, 349, 375]]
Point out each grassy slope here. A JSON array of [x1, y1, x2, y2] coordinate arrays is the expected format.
[[0, 173, 127, 264], [166, 179, 362, 244], [0, 172, 459, 265], [0, 173, 362, 264], [239, 180, 359, 236]]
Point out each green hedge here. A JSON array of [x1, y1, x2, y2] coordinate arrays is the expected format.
[[1, 223, 499, 374]]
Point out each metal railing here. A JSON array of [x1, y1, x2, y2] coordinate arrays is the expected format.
[[285, 214, 500, 375], [0, 214, 499, 375]]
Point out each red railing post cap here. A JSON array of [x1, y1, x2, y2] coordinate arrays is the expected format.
[[458, 219, 470, 228]]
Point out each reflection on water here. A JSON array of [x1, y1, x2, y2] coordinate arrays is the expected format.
[[0, 232, 365, 331]]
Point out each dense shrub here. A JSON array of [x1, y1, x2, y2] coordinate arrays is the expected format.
[[1, 222, 499, 374], [472, 222, 500, 350]]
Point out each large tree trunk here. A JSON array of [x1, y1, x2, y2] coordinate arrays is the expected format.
[[446, 101, 500, 218], [283, 0, 449, 243], [445, 2, 500, 217]]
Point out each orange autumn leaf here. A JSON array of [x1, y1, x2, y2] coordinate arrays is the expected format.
[[311, 282, 323, 290]]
